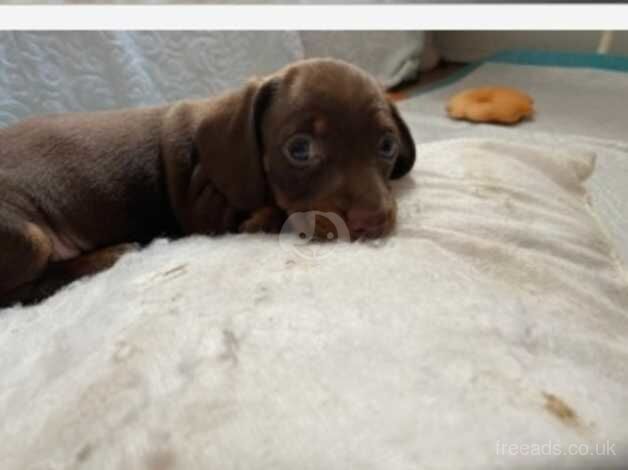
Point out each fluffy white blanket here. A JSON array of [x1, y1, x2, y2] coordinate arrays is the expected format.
[[2, 139, 627, 469]]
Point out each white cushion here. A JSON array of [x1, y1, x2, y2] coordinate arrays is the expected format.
[[1, 139, 627, 469]]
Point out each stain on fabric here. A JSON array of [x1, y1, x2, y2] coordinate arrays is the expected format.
[[543, 392, 579, 428]]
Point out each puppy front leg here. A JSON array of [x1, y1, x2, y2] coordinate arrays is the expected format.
[[239, 206, 286, 234], [2, 243, 139, 307]]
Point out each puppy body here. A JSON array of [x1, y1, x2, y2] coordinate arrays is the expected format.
[[0, 59, 415, 306], [2, 106, 176, 259], [0, 98, 250, 304]]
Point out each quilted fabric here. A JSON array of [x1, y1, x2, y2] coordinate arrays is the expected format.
[[0, 31, 304, 125], [0, 31, 428, 127]]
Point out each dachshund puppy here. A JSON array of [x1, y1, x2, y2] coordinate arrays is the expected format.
[[0, 58, 415, 306]]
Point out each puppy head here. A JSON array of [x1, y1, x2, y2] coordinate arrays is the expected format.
[[259, 58, 416, 240]]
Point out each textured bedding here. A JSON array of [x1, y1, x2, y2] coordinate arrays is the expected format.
[[0, 32, 304, 124], [1, 138, 627, 469], [0, 31, 426, 126]]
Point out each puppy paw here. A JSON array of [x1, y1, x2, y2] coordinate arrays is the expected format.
[[239, 207, 286, 234]]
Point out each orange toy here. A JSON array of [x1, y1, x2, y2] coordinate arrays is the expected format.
[[446, 87, 534, 124]]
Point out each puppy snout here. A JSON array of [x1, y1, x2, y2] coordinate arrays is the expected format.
[[347, 208, 390, 238]]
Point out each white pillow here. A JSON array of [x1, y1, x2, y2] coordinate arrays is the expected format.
[[1, 139, 627, 469]]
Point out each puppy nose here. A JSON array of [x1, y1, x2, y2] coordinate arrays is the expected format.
[[347, 208, 388, 234]]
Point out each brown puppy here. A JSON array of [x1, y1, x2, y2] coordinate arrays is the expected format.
[[0, 58, 415, 306]]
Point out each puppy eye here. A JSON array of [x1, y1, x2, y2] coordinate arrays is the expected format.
[[284, 134, 315, 164], [378, 134, 399, 161]]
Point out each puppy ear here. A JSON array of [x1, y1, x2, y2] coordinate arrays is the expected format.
[[389, 102, 416, 180], [195, 77, 278, 210]]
